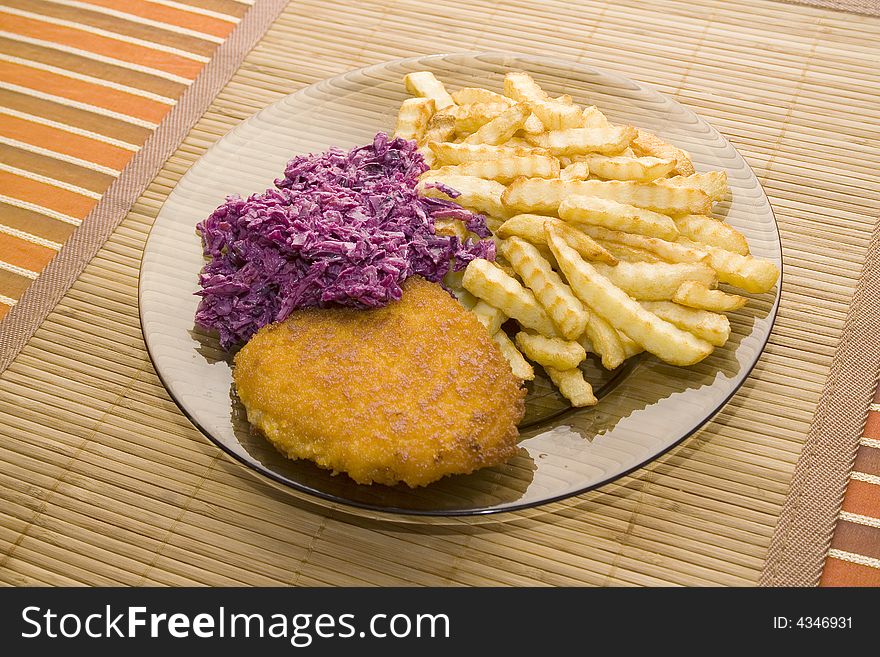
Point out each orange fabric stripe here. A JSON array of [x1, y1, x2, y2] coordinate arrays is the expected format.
[[0, 60, 171, 124], [84, 0, 238, 39], [820, 556, 880, 587], [0, 12, 202, 78], [0, 302, 9, 321], [0, 113, 132, 170], [0, 232, 56, 273], [0, 170, 97, 219], [863, 411, 880, 440], [839, 479, 880, 518]]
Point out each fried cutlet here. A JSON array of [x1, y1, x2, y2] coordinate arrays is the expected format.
[[233, 276, 526, 487]]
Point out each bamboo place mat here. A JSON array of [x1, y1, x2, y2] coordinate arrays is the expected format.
[[1, 0, 879, 586]]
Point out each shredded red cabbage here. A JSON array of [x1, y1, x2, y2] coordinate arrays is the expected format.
[[194, 132, 494, 349]]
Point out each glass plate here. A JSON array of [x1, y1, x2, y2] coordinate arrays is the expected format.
[[139, 52, 782, 518]]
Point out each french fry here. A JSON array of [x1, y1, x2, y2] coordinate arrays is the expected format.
[[673, 281, 747, 312], [673, 214, 750, 255], [492, 330, 534, 381], [544, 367, 597, 407], [404, 71, 455, 110], [592, 261, 717, 301], [449, 102, 509, 134], [496, 215, 617, 265], [434, 218, 469, 240], [573, 225, 709, 264], [394, 97, 435, 141], [559, 161, 591, 181], [579, 309, 626, 370], [499, 237, 589, 340], [528, 97, 585, 131], [522, 114, 546, 135], [677, 238, 780, 293], [464, 104, 531, 145], [639, 301, 731, 347], [471, 299, 507, 334], [452, 87, 514, 107], [579, 154, 676, 182], [526, 126, 637, 156], [631, 129, 695, 176], [515, 331, 586, 370], [546, 226, 714, 366], [558, 195, 680, 241], [581, 105, 611, 128], [503, 71, 549, 103], [422, 113, 456, 144], [597, 241, 662, 263], [619, 332, 644, 359], [658, 172, 729, 202], [502, 178, 712, 215], [430, 155, 560, 183], [462, 258, 559, 336], [417, 173, 508, 218], [428, 141, 546, 165]]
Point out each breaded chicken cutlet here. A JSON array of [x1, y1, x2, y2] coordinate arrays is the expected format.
[[233, 276, 526, 487]]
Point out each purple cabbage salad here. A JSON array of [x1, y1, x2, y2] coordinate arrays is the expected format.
[[194, 132, 495, 349]]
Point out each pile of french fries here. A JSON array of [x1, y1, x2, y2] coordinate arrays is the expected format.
[[395, 70, 780, 408]]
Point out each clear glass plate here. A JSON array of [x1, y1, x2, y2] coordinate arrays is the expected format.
[[139, 52, 782, 518]]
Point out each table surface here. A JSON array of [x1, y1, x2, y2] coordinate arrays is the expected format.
[[0, 0, 878, 587]]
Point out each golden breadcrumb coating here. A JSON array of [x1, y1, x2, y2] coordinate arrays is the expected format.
[[233, 276, 526, 487]]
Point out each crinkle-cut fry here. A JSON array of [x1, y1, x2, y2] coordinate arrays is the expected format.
[[581, 105, 611, 128], [579, 309, 626, 370], [618, 332, 644, 359], [516, 331, 586, 370], [404, 71, 455, 110], [462, 258, 559, 336], [580, 154, 676, 182], [492, 330, 534, 381], [428, 141, 547, 165], [421, 113, 456, 145], [526, 126, 637, 156], [394, 97, 435, 141], [434, 218, 470, 240], [502, 178, 712, 215], [545, 366, 597, 407], [463, 103, 530, 145], [631, 129, 695, 176], [573, 225, 710, 264], [597, 241, 662, 263], [449, 102, 509, 134], [471, 300, 507, 335], [672, 281, 747, 312], [560, 161, 591, 181], [547, 226, 713, 366], [496, 215, 617, 265], [417, 173, 508, 218], [452, 87, 514, 107], [528, 97, 585, 130], [658, 171, 729, 202], [639, 301, 730, 347], [592, 261, 717, 301], [673, 214, 749, 255], [558, 195, 680, 241], [499, 237, 589, 340], [504, 71, 549, 103], [430, 155, 560, 184], [521, 114, 546, 135], [677, 237, 780, 294]]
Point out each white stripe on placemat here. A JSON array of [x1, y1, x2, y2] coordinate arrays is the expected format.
[[827, 549, 880, 570]]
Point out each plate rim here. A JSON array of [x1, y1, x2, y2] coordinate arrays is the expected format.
[[138, 51, 783, 518]]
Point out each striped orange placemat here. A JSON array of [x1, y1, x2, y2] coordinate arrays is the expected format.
[[0, 0, 253, 319], [820, 382, 880, 586]]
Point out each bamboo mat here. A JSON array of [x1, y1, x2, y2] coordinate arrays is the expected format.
[[1, 0, 879, 586]]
